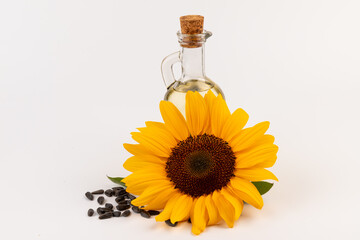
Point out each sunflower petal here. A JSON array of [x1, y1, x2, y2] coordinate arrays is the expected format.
[[170, 195, 193, 223], [212, 190, 235, 228], [123, 156, 165, 172], [221, 108, 249, 142], [235, 168, 278, 181], [186, 91, 207, 136], [131, 182, 173, 206], [203, 90, 217, 133], [230, 177, 263, 209], [131, 132, 170, 157], [155, 192, 182, 222], [221, 187, 244, 220], [159, 101, 189, 141], [235, 144, 279, 168], [205, 193, 221, 225], [231, 121, 270, 152], [144, 121, 178, 147], [211, 95, 231, 137], [123, 143, 151, 156], [143, 188, 178, 210], [122, 168, 167, 185], [191, 196, 207, 235]]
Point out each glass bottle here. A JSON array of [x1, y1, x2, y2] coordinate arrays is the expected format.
[[161, 15, 224, 116]]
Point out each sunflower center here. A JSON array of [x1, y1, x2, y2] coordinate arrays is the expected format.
[[166, 134, 236, 197]]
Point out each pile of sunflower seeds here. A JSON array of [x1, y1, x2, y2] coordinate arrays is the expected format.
[[85, 186, 163, 221]]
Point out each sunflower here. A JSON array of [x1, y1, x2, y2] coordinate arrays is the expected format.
[[122, 91, 278, 235]]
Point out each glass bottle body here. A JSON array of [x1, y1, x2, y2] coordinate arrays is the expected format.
[[161, 30, 224, 115]]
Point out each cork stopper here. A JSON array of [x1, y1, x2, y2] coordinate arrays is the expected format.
[[179, 15, 205, 48], [180, 15, 204, 34]]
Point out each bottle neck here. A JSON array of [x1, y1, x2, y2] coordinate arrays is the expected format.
[[180, 45, 206, 81]]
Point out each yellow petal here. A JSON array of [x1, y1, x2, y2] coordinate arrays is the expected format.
[[230, 121, 270, 152], [123, 143, 151, 156], [159, 101, 189, 141], [155, 192, 182, 222], [186, 91, 207, 136], [131, 182, 173, 206], [211, 95, 231, 137], [131, 132, 170, 158], [235, 144, 278, 168], [203, 90, 217, 133], [235, 168, 278, 182], [144, 121, 178, 147], [230, 177, 263, 209], [122, 167, 167, 185], [191, 196, 207, 235], [123, 155, 165, 172], [221, 108, 249, 142], [143, 188, 178, 210], [126, 179, 168, 195], [205, 193, 221, 225], [170, 194, 193, 223], [221, 187, 244, 220], [212, 190, 235, 228]]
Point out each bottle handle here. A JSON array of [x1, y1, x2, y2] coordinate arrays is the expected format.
[[161, 51, 181, 89]]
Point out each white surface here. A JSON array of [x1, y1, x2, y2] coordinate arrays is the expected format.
[[1, 0, 360, 239]]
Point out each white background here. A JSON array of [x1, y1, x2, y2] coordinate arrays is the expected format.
[[1, 0, 360, 239]]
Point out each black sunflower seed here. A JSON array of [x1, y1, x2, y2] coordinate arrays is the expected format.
[[165, 219, 178, 227], [115, 196, 125, 203], [148, 210, 160, 216], [114, 189, 126, 197], [99, 212, 113, 220], [116, 204, 130, 211], [97, 196, 105, 205], [118, 200, 130, 205], [87, 209, 94, 217], [104, 189, 113, 197], [112, 211, 121, 217], [105, 203, 113, 210], [112, 187, 124, 191], [85, 192, 94, 200], [131, 206, 140, 213], [97, 207, 103, 215], [127, 194, 136, 200], [121, 210, 131, 217], [91, 189, 104, 195], [140, 210, 151, 218]]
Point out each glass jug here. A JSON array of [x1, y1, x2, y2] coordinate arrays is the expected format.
[[161, 29, 224, 116]]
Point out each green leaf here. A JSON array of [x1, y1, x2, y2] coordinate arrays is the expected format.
[[107, 176, 126, 187], [252, 181, 274, 195]]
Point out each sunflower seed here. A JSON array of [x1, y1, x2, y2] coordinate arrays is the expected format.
[[165, 219, 178, 227], [118, 200, 130, 205], [116, 204, 130, 211], [121, 210, 131, 217], [99, 212, 113, 220], [188, 218, 191, 223], [105, 203, 113, 210], [148, 210, 160, 216], [115, 196, 125, 203], [112, 187, 124, 191], [114, 189, 126, 197], [140, 210, 151, 218], [91, 189, 104, 195], [112, 211, 121, 217], [131, 206, 140, 213], [104, 189, 113, 197], [97, 196, 105, 205], [87, 209, 94, 217], [127, 194, 136, 200], [97, 207, 103, 215], [85, 192, 94, 200]]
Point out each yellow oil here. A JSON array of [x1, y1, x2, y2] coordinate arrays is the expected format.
[[164, 79, 224, 116]]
